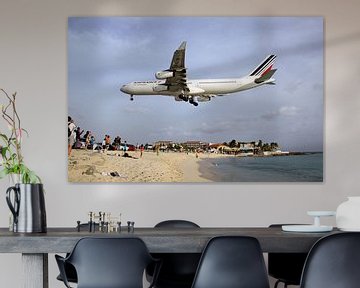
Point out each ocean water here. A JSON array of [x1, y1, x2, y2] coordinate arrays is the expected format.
[[199, 153, 323, 182]]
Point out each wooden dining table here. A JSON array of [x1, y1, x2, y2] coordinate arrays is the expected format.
[[0, 226, 339, 288]]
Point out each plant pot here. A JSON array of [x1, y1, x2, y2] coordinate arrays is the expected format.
[[336, 197, 360, 231], [9, 173, 22, 185]]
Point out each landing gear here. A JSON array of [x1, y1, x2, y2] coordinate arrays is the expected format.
[[189, 100, 198, 106], [179, 94, 198, 106], [189, 97, 198, 106], [130, 95, 134, 101], [179, 95, 188, 102]]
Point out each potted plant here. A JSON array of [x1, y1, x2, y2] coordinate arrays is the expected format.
[[0, 88, 46, 233], [0, 88, 40, 183]]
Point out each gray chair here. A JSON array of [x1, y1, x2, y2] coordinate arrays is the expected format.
[[148, 220, 201, 288], [268, 224, 308, 288], [56, 237, 160, 288], [191, 236, 270, 288], [300, 232, 360, 288]]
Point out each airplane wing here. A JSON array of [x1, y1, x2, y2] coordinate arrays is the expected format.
[[165, 41, 190, 94]]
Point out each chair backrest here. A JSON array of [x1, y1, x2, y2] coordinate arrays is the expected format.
[[66, 237, 154, 288], [191, 236, 270, 288], [151, 220, 201, 287], [155, 219, 200, 228], [300, 232, 360, 288], [268, 224, 308, 285]]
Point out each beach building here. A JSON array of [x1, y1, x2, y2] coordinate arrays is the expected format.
[[263, 149, 290, 156], [209, 143, 224, 153], [238, 142, 256, 156], [182, 141, 209, 151], [154, 140, 173, 149]]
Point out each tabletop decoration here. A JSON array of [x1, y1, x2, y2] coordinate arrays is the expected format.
[[0, 88, 46, 233], [282, 211, 335, 233], [336, 197, 360, 231]]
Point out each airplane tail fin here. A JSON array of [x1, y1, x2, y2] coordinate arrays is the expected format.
[[249, 55, 277, 77], [254, 68, 277, 84]]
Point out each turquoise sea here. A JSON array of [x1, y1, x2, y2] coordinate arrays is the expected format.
[[199, 153, 323, 182]]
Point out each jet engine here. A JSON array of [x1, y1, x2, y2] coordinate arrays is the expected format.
[[153, 84, 169, 92], [155, 70, 174, 79]]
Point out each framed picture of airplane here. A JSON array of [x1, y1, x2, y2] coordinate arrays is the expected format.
[[68, 16, 323, 183]]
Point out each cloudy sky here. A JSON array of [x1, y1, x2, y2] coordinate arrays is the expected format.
[[68, 17, 323, 152]]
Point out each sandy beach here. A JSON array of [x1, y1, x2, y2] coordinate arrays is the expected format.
[[68, 149, 228, 183]]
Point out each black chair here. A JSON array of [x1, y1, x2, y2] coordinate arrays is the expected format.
[[55, 237, 160, 288], [268, 224, 308, 288], [147, 220, 201, 288], [56, 223, 99, 284], [191, 236, 270, 288], [56, 262, 77, 284], [300, 232, 360, 288], [154, 220, 200, 229]]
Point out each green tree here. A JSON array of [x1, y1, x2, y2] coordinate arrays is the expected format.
[[270, 142, 279, 151], [262, 143, 271, 151], [229, 139, 237, 148]]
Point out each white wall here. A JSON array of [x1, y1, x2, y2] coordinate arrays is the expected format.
[[0, 0, 359, 287]]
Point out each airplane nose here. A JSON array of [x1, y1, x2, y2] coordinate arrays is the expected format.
[[120, 85, 127, 93]]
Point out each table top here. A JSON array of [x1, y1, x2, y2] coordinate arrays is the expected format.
[[0, 227, 339, 254]]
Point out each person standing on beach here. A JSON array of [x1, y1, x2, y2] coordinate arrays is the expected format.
[[105, 134, 111, 146], [113, 136, 121, 150], [123, 141, 127, 156], [75, 127, 84, 142], [140, 144, 144, 158], [68, 116, 76, 156]]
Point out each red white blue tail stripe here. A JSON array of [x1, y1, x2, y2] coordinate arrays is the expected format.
[[249, 55, 276, 77]]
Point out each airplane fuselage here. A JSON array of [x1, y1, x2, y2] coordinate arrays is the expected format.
[[121, 76, 274, 97]]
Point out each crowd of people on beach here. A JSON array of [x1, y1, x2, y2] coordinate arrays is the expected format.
[[68, 116, 146, 157], [68, 116, 96, 155]]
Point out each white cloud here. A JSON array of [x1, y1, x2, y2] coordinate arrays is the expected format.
[[262, 106, 300, 120], [279, 106, 300, 116]]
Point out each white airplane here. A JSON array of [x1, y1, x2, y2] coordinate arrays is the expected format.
[[120, 41, 276, 106]]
